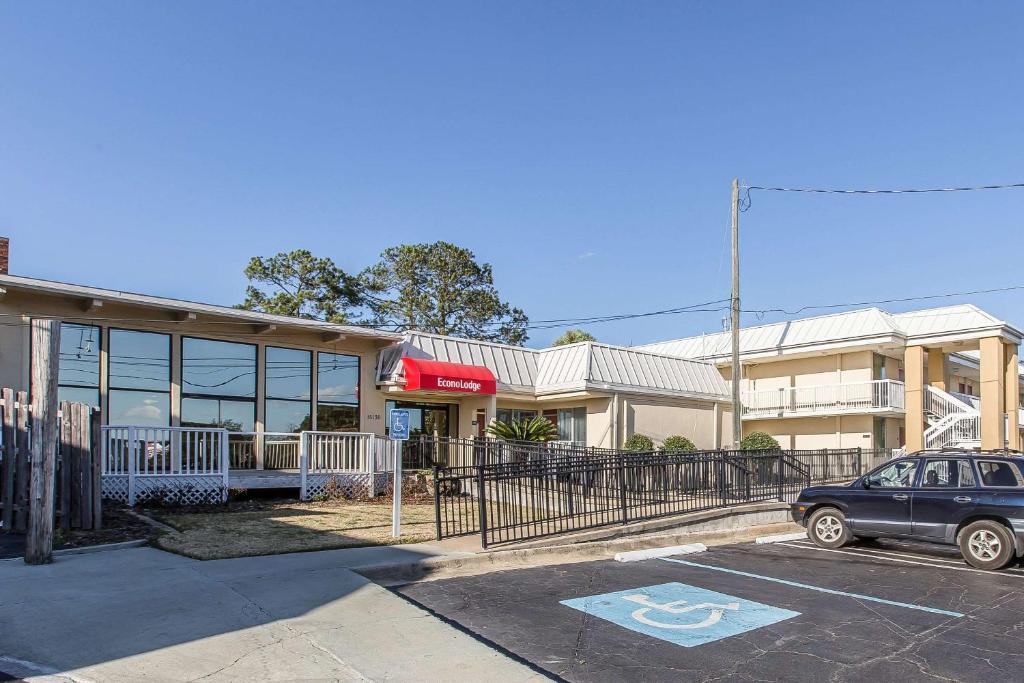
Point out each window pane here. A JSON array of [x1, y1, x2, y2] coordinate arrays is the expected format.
[[316, 404, 359, 432], [58, 323, 100, 388], [182, 338, 256, 398], [109, 390, 170, 427], [109, 329, 170, 391], [58, 386, 98, 409], [318, 352, 359, 405], [266, 347, 311, 400], [868, 460, 918, 488], [978, 461, 1022, 487], [265, 399, 311, 433], [182, 397, 254, 432]]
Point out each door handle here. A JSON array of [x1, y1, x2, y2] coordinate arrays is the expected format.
[[892, 493, 909, 501], [954, 496, 972, 504]]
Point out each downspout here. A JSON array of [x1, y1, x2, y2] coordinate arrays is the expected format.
[[611, 392, 620, 449]]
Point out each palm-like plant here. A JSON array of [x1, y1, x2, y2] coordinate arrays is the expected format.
[[486, 416, 558, 442]]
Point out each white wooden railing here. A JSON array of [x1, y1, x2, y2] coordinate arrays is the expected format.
[[229, 432, 302, 469], [742, 380, 905, 419], [102, 426, 229, 477]]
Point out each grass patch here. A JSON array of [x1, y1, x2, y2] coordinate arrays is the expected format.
[[152, 499, 441, 560]]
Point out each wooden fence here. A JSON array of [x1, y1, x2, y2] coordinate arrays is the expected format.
[[0, 391, 101, 534]]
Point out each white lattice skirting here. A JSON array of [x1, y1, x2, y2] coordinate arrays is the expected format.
[[102, 475, 227, 505], [303, 472, 392, 501]]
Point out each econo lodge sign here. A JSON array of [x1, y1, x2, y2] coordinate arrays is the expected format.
[[401, 357, 497, 395]]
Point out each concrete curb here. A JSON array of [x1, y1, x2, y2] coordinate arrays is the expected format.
[[53, 540, 148, 557], [755, 532, 808, 544], [614, 543, 706, 562], [357, 520, 803, 585]]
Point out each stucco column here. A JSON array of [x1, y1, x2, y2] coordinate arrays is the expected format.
[[904, 345, 926, 452], [980, 336, 1006, 450], [927, 348, 946, 392], [1006, 342, 1020, 450]]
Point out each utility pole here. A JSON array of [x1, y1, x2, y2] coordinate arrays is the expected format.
[[730, 178, 742, 448], [26, 319, 60, 565]]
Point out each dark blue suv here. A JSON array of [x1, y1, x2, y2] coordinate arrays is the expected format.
[[791, 451, 1024, 570]]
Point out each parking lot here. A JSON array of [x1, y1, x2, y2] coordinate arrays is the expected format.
[[396, 538, 1024, 682]]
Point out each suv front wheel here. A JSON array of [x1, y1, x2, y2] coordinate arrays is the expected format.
[[808, 507, 852, 549], [959, 521, 1015, 570]]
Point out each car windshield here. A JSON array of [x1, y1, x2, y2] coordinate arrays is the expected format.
[[867, 459, 918, 488]]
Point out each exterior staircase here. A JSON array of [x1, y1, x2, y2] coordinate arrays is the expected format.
[[923, 386, 980, 450]]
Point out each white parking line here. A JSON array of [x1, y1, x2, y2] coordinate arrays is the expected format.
[[783, 540, 1024, 575], [773, 542, 1024, 577]]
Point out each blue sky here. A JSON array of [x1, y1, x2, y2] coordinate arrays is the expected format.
[[3, 2, 1024, 348]]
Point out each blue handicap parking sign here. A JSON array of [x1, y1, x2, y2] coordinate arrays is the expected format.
[[389, 409, 411, 440], [560, 582, 799, 648]]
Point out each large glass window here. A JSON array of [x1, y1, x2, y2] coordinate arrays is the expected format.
[[317, 352, 359, 431], [57, 323, 100, 408], [557, 407, 587, 444], [181, 337, 256, 432], [496, 409, 537, 424], [108, 329, 170, 426], [265, 347, 311, 433]]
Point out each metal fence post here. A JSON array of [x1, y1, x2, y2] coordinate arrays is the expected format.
[[856, 447, 863, 477], [477, 463, 488, 549], [433, 465, 442, 541], [619, 453, 628, 525], [717, 454, 726, 506], [777, 451, 784, 501]]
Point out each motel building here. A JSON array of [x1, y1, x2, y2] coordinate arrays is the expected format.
[[0, 246, 731, 500], [0, 236, 1020, 500], [637, 306, 1024, 455]]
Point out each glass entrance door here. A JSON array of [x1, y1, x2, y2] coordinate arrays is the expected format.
[[385, 401, 452, 438]]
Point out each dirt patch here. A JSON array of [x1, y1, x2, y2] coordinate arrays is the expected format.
[[2, 506, 157, 559], [151, 499, 442, 560]]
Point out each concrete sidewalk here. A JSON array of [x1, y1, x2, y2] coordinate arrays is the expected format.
[[0, 544, 545, 682]]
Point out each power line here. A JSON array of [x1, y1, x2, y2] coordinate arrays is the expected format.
[[744, 181, 1024, 195], [744, 284, 1024, 318]]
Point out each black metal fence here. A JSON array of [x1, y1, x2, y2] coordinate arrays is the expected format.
[[433, 443, 880, 548], [407, 436, 614, 470]]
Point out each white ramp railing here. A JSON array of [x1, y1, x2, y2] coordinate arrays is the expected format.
[[102, 426, 230, 504]]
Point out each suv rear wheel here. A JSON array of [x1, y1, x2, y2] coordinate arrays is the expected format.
[[808, 507, 852, 549], [959, 521, 1015, 570]]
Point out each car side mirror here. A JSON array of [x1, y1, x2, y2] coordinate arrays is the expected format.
[[861, 478, 871, 489]]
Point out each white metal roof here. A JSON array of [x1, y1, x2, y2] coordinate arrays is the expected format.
[[379, 335, 730, 400], [0, 273, 401, 341], [377, 332, 539, 394], [636, 305, 1023, 362]]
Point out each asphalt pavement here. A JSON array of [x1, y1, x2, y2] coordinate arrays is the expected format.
[[396, 538, 1024, 682]]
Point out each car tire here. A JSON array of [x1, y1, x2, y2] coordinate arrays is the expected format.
[[808, 507, 852, 549], [959, 521, 1015, 571]]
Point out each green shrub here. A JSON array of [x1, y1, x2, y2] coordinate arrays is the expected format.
[[661, 435, 696, 453], [739, 431, 781, 451], [486, 416, 558, 442], [623, 434, 655, 451]]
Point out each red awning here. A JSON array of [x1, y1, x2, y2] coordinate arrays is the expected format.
[[401, 357, 497, 395]]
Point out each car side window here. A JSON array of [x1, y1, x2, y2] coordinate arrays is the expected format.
[[921, 459, 975, 488], [867, 459, 918, 488], [977, 460, 1024, 488]]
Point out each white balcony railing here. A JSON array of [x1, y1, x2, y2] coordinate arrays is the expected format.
[[742, 379, 905, 419]]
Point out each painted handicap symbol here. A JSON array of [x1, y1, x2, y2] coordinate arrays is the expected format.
[[561, 582, 799, 647], [622, 593, 740, 630]]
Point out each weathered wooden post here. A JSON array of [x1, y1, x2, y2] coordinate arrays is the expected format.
[[26, 319, 60, 565]]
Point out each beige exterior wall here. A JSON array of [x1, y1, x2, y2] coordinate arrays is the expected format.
[[621, 397, 726, 450], [744, 415, 874, 450], [741, 351, 874, 392]]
